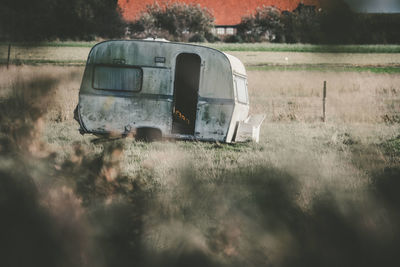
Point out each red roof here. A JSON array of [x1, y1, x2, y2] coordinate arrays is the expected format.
[[118, 0, 319, 26]]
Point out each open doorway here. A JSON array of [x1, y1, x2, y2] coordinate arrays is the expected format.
[[172, 53, 201, 135]]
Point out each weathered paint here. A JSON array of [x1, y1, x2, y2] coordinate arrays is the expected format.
[[79, 95, 172, 134], [195, 102, 234, 141], [76, 40, 262, 142]]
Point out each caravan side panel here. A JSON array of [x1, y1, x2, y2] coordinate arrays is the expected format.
[[79, 94, 172, 134]]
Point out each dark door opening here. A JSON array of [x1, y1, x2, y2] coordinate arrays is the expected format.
[[172, 53, 201, 135]]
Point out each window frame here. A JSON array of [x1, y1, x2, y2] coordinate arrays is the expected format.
[[234, 74, 249, 105], [216, 27, 225, 35], [92, 64, 143, 93], [226, 27, 234, 35]]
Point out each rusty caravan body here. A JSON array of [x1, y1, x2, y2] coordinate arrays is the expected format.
[[75, 40, 264, 142]]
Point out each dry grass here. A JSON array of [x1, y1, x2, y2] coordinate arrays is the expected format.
[[3, 65, 398, 125], [1, 64, 400, 267], [0, 65, 83, 121], [15, 64, 394, 205], [0, 45, 90, 64], [248, 70, 400, 123]]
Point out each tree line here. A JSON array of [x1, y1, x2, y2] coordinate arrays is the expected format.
[[128, 1, 400, 44], [128, 2, 215, 42], [0, 0, 124, 41], [1, 0, 399, 44], [234, 3, 400, 44]]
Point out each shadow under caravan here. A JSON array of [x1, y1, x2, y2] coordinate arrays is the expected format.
[[172, 53, 201, 135]]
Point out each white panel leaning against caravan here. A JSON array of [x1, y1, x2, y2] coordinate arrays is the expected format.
[[74, 39, 265, 142]]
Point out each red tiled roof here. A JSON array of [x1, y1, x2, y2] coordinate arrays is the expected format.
[[118, 0, 319, 26]]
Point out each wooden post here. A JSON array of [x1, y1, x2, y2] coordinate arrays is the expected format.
[[323, 81, 327, 122], [7, 43, 11, 69]]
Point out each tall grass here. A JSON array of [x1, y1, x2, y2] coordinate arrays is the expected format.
[[0, 45, 90, 65], [248, 70, 400, 123], [0, 66, 399, 267]]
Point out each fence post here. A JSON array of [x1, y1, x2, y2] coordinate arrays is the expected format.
[[323, 81, 327, 122], [7, 43, 11, 69]]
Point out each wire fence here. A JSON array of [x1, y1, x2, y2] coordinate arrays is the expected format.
[[251, 95, 400, 124]]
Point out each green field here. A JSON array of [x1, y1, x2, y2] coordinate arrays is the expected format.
[[3, 41, 400, 53], [206, 43, 400, 53], [1, 44, 400, 266], [247, 64, 400, 73]]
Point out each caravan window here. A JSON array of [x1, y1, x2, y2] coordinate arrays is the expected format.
[[234, 75, 248, 104], [93, 65, 142, 92]]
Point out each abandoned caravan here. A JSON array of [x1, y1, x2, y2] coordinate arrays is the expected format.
[[75, 39, 264, 143]]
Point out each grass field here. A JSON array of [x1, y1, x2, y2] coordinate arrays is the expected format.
[[1, 44, 400, 266], [2, 42, 400, 73], [3, 41, 400, 53], [206, 43, 400, 53]]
